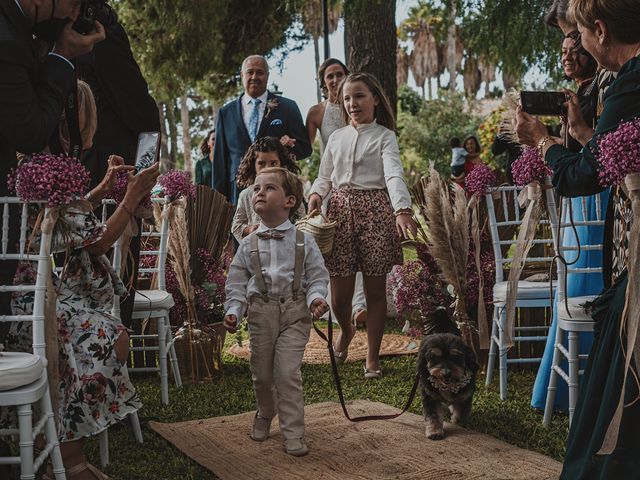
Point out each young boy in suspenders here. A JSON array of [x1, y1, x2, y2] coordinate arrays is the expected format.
[[224, 167, 330, 457]]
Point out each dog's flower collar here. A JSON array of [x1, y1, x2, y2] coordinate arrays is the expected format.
[[428, 370, 473, 394]]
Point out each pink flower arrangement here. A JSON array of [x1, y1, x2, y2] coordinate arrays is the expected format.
[[511, 147, 552, 186], [164, 248, 226, 326], [597, 117, 640, 187], [108, 170, 152, 210], [158, 170, 196, 200], [465, 164, 497, 196], [387, 255, 451, 337], [8, 153, 90, 205]]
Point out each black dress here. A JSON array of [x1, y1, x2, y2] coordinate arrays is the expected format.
[[545, 55, 640, 480]]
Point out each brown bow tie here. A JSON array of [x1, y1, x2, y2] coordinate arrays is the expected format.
[[256, 230, 285, 240]]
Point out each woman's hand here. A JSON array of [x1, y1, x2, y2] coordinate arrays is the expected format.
[[395, 211, 418, 240], [563, 90, 594, 145], [514, 106, 549, 147], [99, 155, 134, 193], [308, 193, 323, 213], [124, 163, 160, 204]]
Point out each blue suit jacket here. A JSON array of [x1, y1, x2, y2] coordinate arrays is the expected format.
[[212, 91, 311, 203]]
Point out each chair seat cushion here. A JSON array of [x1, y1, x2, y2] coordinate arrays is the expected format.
[[557, 295, 596, 322], [493, 280, 556, 303], [134, 290, 174, 311], [0, 352, 44, 391]]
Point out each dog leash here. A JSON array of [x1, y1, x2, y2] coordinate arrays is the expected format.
[[312, 313, 421, 422]]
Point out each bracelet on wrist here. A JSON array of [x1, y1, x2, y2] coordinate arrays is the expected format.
[[536, 136, 552, 156]]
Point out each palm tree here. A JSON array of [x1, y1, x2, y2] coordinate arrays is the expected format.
[[397, 46, 410, 86], [479, 58, 497, 98], [399, 2, 444, 99], [300, 0, 342, 103], [463, 55, 481, 98]]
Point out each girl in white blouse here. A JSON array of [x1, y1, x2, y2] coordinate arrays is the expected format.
[[308, 73, 417, 378]]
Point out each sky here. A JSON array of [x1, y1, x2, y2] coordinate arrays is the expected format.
[[267, 1, 416, 118]]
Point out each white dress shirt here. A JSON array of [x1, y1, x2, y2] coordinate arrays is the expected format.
[[309, 120, 412, 212], [224, 219, 329, 320], [241, 90, 269, 136], [231, 187, 307, 243]]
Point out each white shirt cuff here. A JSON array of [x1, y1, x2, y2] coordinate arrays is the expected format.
[[306, 292, 325, 309]]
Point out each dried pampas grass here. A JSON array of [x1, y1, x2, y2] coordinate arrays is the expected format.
[[418, 168, 474, 346]]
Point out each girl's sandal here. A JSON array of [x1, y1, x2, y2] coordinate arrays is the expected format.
[[363, 366, 383, 379], [332, 324, 356, 365]]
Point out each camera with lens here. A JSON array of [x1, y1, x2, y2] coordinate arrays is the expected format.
[[72, 1, 118, 35]]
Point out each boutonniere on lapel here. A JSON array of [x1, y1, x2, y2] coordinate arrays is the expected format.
[[265, 98, 279, 119]]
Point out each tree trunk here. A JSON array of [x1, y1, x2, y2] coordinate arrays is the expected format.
[[344, 0, 397, 116], [428, 77, 433, 100], [166, 99, 178, 169], [180, 95, 192, 176], [446, 0, 458, 93], [157, 101, 170, 171], [313, 36, 322, 103]]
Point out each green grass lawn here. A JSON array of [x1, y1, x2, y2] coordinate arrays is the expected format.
[[87, 325, 570, 480]]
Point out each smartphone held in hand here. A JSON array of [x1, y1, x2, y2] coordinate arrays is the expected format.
[[520, 91, 567, 116], [134, 132, 160, 173]]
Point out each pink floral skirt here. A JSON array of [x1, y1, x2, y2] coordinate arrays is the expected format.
[[326, 188, 402, 277]]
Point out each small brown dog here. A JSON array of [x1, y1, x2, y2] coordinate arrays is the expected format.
[[417, 308, 478, 440]]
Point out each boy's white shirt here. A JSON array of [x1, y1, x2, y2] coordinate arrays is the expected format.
[[450, 147, 469, 167], [224, 219, 329, 320]]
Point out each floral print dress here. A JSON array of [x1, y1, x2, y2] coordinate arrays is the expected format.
[[1, 207, 141, 442]]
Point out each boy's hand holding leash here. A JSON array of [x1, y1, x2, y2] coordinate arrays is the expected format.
[[224, 314, 238, 333], [310, 298, 330, 319]]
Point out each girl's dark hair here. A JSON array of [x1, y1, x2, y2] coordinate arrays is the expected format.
[[236, 136, 301, 189], [463, 135, 482, 154], [199, 129, 215, 156], [318, 58, 349, 98], [338, 72, 396, 131]]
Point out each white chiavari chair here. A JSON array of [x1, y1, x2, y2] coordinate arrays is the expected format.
[[543, 194, 605, 426], [0, 197, 65, 480], [484, 184, 558, 399]]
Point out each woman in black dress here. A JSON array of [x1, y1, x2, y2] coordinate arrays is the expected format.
[[516, 0, 640, 478]]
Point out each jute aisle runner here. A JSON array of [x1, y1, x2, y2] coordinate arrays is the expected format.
[[149, 400, 562, 480], [226, 328, 419, 364]]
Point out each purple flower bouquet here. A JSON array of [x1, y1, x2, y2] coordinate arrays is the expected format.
[[465, 164, 497, 196], [511, 147, 552, 186], [8, 153, 90, 205], [597, 117, 640, 187], [158, 170, 196, 201]]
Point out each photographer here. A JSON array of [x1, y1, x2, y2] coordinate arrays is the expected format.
[[73, 1, 161, 330], [0, 0, 104, 316]]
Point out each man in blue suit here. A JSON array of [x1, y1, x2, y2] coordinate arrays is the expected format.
[[213, 54, 312, 204]]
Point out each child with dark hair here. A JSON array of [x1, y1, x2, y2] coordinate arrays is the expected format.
[[450, 137, 468, 178], [232, 136, 305, 242]]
